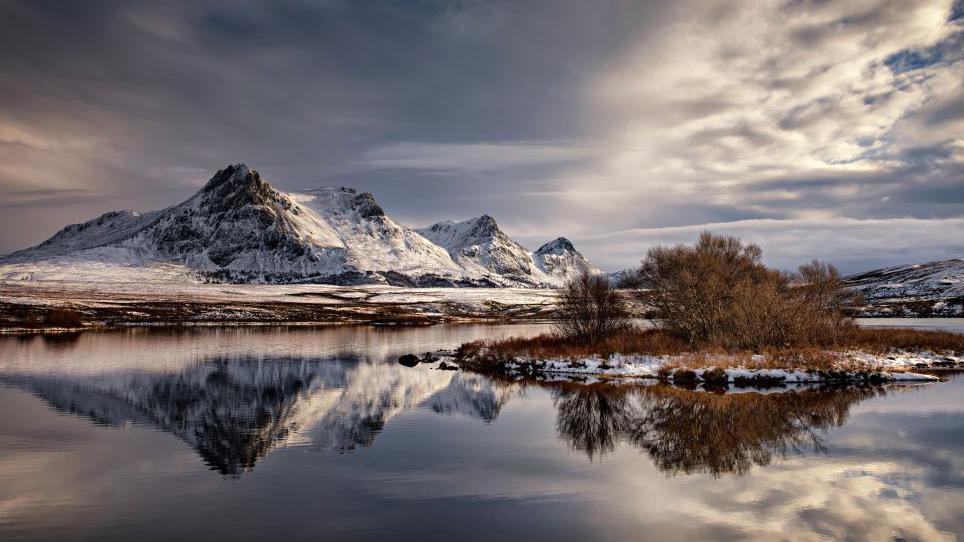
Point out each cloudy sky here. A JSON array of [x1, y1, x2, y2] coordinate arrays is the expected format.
[[1, 0, 962, 273]]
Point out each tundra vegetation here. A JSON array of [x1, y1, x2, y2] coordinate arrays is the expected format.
[[458, 232, 964, 375]]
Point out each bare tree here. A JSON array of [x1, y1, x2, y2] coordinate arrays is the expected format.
[[792, 260, 861, 344], [554, 271, 628, 344], [636, 231, 858, 349]]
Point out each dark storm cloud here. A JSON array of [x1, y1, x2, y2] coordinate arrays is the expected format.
[[953, 0, 964, 21], [0, 0, 678, 255], [0, 0, 961, 271]]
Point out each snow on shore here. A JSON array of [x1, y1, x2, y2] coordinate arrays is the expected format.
[[497, 351, 960, 382]]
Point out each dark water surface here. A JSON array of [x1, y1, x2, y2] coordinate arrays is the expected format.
[[0, 325, 962, 541]]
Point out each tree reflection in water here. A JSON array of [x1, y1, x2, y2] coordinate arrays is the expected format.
[[552, 383, 889, 476]]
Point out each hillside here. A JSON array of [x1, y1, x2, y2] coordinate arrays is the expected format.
[[845, 259, 964, 317]]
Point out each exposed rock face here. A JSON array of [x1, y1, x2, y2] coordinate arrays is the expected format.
[[2, 164, 600, 287], [136, 165, 337, 276]]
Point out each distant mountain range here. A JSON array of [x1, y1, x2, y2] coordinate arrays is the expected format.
[[1, 164, 598, 287], [2, 163, 960, 314]]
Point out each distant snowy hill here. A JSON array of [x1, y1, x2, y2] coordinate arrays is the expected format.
[[533, 237, 596, 283], [416, 215, 570, 286], [845, 259, 964, 317], [1, 164, 599, 287]]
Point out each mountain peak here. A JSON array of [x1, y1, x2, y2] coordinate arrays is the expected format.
[[467, 215, 499, 237], [191, 164, 287, 215], [532, 236, 598, 282], [536, 237, 576, 255], [201, 163, 253, 191]]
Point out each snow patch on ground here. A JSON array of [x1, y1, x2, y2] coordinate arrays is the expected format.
[[497, 351, 956, 382]]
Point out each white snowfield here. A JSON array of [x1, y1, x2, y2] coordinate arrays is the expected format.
[[0, 164, 599, 288], [0, 277, 559, 315], [494, 351, 960, 382]]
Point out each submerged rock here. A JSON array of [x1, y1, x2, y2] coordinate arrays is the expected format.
[[397, 354, 420, 367]]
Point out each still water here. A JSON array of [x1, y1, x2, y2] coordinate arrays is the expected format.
[[0, 324, 962, 541]]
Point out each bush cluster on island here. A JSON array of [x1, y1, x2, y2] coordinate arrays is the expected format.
[[435, 232, 963, 385]]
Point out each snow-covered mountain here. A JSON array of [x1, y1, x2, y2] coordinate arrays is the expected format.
[[845, 258, 964, 317], [417, 215, 560, 285], [2, 164, 599, 287], [533, 237, 596, 283]]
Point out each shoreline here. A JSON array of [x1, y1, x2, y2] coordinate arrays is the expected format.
[[2, 279, 961, 335], [428, 347, 963, 386]]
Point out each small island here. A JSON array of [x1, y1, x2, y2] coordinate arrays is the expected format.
[[415, 233, 964, 387]]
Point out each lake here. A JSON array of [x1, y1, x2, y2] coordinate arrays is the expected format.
[[1, 323, 962, 541]]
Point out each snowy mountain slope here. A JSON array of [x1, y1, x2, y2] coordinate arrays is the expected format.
[[119, 164, 355, 280], [416, 215, 549, 283], [417, 216, 601, 286], [3, 209, 161, 262], [845, 258, 964, 316], [1, 164, 596, 287], [533, 237, 596, 283], [293, 187, 460, 277]]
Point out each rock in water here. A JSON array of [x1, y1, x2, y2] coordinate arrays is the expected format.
[[398, 354, 420, 367]]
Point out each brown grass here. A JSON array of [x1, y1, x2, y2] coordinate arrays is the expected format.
[[842, 327, 964, 352], [460, 327, 691, 362], [461, 325, 962, 372]]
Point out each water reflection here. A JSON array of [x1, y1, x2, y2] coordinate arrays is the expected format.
[[1, 340, 913, 478], [1, 326, 961, 541], [552, 383, 894, 475], [0, 326, 539, 476], [0, 326, 946, 481], [1, 356, 519, 475]]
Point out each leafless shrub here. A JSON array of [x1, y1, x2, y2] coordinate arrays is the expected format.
[[44, 308, 84, 328], [553, 271, 629, 344], [636, 231, 859, 349]]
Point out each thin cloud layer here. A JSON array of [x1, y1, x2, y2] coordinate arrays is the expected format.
[[0, 0, 960, 272]]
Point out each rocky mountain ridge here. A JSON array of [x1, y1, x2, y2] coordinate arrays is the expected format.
[[2, 164, 599, 287]]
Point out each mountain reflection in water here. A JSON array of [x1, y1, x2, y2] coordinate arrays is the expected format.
[[552, 383, 891, 475], [0, 353, 514, 475], [1, 347, 909, 477]]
